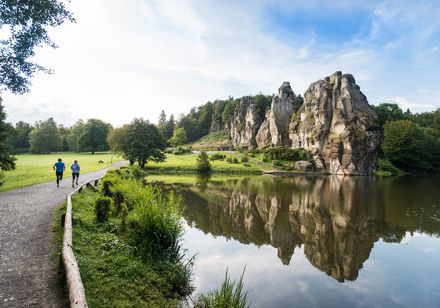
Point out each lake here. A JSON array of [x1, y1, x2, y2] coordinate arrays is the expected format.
[[152, 175, 440, 307]]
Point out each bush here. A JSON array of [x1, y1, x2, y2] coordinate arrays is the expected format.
[[263, 146, 311, 162], [272, 160, 283, 167], [227, 156, 239, 164], [196, 151, 212, 173], [210, 153, 226, 161], [241, 151, 249, 163], [377, 159, 402, 175], [173, 146, 191, 155], [95, 196, 112, 222]]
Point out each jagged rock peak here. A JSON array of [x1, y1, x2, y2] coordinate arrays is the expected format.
[[256, 81, 297, 147], [278, 81, 294, 98], [228, 96, 263, 148], [289, 71, 381, 175]]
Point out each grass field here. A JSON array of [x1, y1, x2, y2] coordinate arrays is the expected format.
[[0, 152, 123, 193], [145, 153, 271, 174]]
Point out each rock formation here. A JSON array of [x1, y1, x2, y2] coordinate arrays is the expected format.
[[229, 97, 263, 148], [256, 82, 297, 147], [289, 71, 380, 175]]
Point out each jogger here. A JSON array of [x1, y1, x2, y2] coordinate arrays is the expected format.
[[53, 158, 65, 187], [71, 160, 80, 187]]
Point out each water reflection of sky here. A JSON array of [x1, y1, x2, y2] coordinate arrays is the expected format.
[[183, 225, 440, 308]]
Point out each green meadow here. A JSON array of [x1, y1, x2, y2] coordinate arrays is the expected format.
[[0, 152, 123, 192], [145, 153, 271, 174]]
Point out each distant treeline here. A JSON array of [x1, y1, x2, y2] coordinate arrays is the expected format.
[[6, 97, 440, 174]]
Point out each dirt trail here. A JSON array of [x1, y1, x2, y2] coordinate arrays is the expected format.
[[0, 163, 125, 307]]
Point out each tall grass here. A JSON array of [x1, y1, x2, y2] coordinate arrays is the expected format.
[[196, 269, 249, 308]]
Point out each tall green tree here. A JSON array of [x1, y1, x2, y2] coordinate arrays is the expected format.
[[0, 100, 16, 184], [124, 118, 166, 168], [107, 125, 134, 164], [0, 0, 74, 94], [196, 151, 211, 173], [29, 117, 62, 153], [382, 120, 440, 173], [163, 114, 175, 141], [78, 119, 112, 154], [373, 103, 406, 129], [67, 120, 85, 152], [169, 127, 188, 146], [7, 121, 32, 153]]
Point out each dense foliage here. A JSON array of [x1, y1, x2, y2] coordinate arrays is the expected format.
[[29, 117, 62, 153], [123, 118, 166, 168], [78, 119, 112, 154], [169, 127, 188, 147], [0, 100, 15, 185], [196, 151, 211, 173], [0, 0, 74, 94], [382, 120, 440, 173]]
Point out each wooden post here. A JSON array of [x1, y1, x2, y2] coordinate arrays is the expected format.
[[61, 177, 101, 307]]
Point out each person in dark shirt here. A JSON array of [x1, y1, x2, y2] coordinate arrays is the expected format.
[[53, 158, 65, 187], [71, 160, 80, 187]]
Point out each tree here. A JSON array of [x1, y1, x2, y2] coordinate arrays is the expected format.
[[78, 119, 112, 154], [163, 114, 175, 141], [107, 125, 133, 163], [373, 103, 406, 129], [124, 118, 166, 168], [158, 110, 167, 127], [7, 121, 32, 153], [67, 120, 85, 152], [382, 120, 440, 173], [0, 0, 74, 94], [58, 124, 70, 151], [196, 151, 211, 173], [0, 99, 16, 184], [29, 117, 62, 153], [169, 127, 188, 146]]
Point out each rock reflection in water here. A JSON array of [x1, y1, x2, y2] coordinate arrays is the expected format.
[[177, 175, 440, 283]]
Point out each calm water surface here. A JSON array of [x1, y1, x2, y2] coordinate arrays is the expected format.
[[154, 175, 440, 308]]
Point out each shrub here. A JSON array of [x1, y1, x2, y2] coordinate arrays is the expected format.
[[377, 158, 402, 175], [227, 156, 239, 164], [196, 151, 212, 173], [95, 196, 112, 222], [210, 153, 226, 161], [272, 160, 283, 167], [263, 146, 311, 162], [173, 146, 191, 155], [241, 151, 249, 163]]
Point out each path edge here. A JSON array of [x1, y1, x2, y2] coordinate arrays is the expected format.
[[61, 178, 101, 307]]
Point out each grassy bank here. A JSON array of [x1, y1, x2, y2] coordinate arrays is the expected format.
[[54, 169, 193, 306], [1, 152, 123, 192], [145, 153, 271, 174]]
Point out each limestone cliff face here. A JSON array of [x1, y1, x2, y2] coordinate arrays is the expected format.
[[229, 97, 262, 148], [289, 71, 380, 175], [256, 82, 296, 147]]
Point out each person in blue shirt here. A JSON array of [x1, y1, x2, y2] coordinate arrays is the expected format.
[[71, 160, 80, 187], [53, 158, 65, 187]]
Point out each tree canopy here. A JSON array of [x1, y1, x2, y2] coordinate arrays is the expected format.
[[169, 127, 188, 147], [0, 0, 74, 93], [78, 119, 112, 154], [29, 117, 62, 153], [123, 118, 166, 168], [382, 120, 440, 173], [0, 100, 15, 173]]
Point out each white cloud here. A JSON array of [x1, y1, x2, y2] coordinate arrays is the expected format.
[[2, 0, 439, 126]]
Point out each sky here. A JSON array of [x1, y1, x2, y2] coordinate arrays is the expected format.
[[2, 0, 440, 126]]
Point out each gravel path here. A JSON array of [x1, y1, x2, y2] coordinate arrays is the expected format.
[[0, 162, 126, 307]]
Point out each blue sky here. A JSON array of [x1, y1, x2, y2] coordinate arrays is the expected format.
[[2, 0, 440, 126]]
